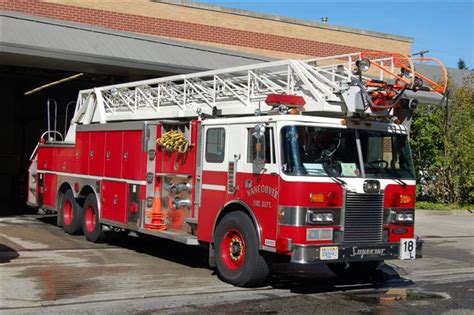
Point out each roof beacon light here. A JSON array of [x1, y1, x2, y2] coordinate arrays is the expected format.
[[413, 76, 424, 89], [401, 67, 413, 79], [278, 105, 289, 115], [265, 94, 306, 108], [355, 59, 370, 72]]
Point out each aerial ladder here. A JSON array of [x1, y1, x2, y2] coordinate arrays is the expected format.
[[63, 51, 446, 141]]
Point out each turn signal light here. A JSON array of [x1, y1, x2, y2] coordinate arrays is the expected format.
[[309, 192, 338, 206], [399, 194, 412, 204], [310, 192, 325, 203], [389, 193, 413, 207]]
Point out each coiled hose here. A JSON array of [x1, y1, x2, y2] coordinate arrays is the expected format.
[[157, 130, 189, 153]]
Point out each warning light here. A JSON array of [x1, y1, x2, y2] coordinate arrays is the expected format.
[[265, 94, 305, 107]]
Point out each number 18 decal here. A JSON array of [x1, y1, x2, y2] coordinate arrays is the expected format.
[[400, 238, 416, 260]]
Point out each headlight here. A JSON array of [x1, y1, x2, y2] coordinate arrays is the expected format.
[[392, 210, 414, 223], [355, 59, 370, 72], [307, 210, 334, 224], [323, 213, 334, 222], [279, 206, 340, 226]]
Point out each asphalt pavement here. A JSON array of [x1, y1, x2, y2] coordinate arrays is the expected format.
[[0, 210, 473, 314]]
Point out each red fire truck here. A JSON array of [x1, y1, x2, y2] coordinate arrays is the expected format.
[[27, 52, 447, 287]]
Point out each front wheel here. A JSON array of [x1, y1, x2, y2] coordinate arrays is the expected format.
[[214, 212, 269, 287], [82, 194, 106, 243]]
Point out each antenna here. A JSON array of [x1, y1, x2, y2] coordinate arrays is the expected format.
[[412, 50, 429, 63]]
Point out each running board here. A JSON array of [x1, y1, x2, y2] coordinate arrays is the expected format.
[[139, 228, 199, 245]]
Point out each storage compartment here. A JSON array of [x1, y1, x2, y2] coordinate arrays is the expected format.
[[122, 130, 146, 180], [42, 173, 57, 208], [89, 132, 106, 176], [75, 132, 90, 174], [105, 131, 123, 178], [159, 123, 195, 175], [101, 180, 128, 224], [54, 147, 75, 173], [37, 146, 53, 170]]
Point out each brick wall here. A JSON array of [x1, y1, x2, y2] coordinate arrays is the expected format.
[[1, 0, 412, 59]]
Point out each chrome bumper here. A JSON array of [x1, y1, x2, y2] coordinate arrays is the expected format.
[[290, 239, 423, 264]]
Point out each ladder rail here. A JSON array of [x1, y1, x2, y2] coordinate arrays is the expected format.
[[70, 53, 407, 126]]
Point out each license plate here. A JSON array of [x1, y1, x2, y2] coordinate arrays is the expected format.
[[399, 238, 416, 260], [320, 246, 339, 260]]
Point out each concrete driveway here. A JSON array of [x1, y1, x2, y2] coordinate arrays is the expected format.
[[1, 210, 473, 314]]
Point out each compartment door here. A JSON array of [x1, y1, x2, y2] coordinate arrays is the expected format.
[[101, 180, 128, 224], [42, 173, 57, 208], [75, 132, 90, 174], [105, 131, 123, 178], [122, 130, 145, 180], [89, 132, 106, 176]]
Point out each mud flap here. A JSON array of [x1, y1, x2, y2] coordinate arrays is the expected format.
[[209, 243, 216, 267]]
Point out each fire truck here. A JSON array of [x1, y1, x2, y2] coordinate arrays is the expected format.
[[27, 51, 447, 287]]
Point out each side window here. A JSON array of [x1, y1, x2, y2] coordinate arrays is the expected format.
[[247, 127, 275, 164], [205, 128, 226, 163]]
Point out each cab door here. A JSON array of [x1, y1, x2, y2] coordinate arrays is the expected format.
[[197, 125, 229, 241], [236, 123, 280, 249]]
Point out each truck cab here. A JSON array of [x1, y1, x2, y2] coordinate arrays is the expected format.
[[200, 114, 419, 285]]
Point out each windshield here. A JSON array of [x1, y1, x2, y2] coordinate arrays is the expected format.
[[281, 125, 415, 180], [359, 130, 415, 179]]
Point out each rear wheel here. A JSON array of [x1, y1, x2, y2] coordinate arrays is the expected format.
[[82, 194, 105, 243], [214, 212, 269, 287], [61, 190, 83, 235]]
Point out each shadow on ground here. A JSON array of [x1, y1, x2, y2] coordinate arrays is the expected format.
[[0, 244, 20, 264], [35, 214, 210, 269], [33, 214, 414, 292], [270, 262, 414, 294]]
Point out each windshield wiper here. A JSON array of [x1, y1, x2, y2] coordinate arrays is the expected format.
[[393, 177, 407, 187], [330, 175, 347, 189]]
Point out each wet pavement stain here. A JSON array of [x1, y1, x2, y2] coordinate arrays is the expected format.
[[17, 264, 106, 301]]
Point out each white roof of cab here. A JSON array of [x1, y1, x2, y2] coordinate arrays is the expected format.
[[201, 114, 409, 134]]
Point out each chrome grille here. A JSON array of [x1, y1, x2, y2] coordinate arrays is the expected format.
[[343, 192, 384, 243]]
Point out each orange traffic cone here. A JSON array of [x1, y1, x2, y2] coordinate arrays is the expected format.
[[145, 181, 167, 231]]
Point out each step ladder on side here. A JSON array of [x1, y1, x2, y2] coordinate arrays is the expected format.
[[64, 52, 446, 142]]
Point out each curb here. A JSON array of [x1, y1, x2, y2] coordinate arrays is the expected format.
[[416, 209, 473, 216]]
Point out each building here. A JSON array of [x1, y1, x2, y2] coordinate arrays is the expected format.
[[0, 0, 414, 213]]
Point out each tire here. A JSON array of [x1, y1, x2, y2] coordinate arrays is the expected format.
[[82, 194, 106, 243], [61, 190, 83, 235], [214, 212, 270, 287], [328, 260, 382, 282], [56, 194, 64, 228]]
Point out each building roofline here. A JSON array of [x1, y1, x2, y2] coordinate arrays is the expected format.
[[0, 10, 272, 63], [155, 0, 414, 43]]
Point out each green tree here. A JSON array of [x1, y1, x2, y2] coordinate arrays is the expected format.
[[410, 75, 474, 204]]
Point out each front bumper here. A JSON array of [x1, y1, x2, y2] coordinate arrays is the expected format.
[[290, 239, 423, 264]]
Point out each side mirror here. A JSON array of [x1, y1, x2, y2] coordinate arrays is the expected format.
[[251, 124, 266, 165]]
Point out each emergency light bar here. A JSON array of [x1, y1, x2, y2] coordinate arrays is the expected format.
[[265, 94, 306, 107]]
